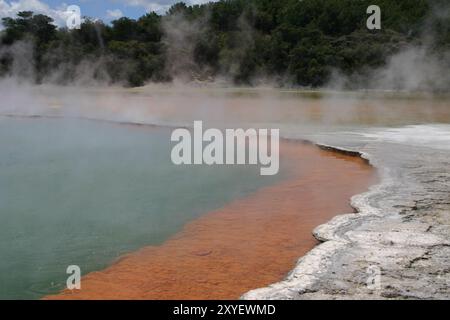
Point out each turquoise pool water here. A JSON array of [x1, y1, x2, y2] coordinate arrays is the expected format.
[[0, 117, 279, 299]]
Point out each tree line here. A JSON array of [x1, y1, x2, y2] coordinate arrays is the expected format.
[[0, 0, 448, 88]]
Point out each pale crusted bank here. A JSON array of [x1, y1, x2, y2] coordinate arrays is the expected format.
[[243, 133, 450, 300]]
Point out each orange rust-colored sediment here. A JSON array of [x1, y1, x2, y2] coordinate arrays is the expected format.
[[46, 140, 376, 300]]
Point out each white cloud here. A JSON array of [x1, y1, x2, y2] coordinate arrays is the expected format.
[[106, 8, 123, 19], [119, 0, 216, 14], [119, 0, 170, 13], [0, 0, 73, 27], [0, 0, 220, 30]]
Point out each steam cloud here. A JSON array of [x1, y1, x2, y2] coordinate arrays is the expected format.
[[0, 1, 449, 92], [327, 1, 450, 92]]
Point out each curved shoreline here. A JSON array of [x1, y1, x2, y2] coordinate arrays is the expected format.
[[43, 137, 375, 300], [3, 113, 379, 300], [242, 143, 389, 299], [12, 113, 445, 300]]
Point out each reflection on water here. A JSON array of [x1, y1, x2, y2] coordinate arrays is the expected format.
[[2, 86, 450, 131], [0, 117, 278, 299]]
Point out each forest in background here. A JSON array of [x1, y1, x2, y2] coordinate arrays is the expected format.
[[0, 0, 449, 89]]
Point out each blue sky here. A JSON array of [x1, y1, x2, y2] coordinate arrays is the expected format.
[[0, 0, 217, 25]]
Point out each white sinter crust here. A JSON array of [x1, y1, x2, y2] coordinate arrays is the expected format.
[[242, 139, 450, 300]]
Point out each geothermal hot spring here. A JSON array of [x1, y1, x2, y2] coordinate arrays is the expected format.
[[0, 116, 285, 299], [1, 84, 449, 299]]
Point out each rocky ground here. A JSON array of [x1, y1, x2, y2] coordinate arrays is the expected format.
[[243, 140, 450, 300]]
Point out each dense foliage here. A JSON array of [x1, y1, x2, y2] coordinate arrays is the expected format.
[[0, 0, 449, 87]]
